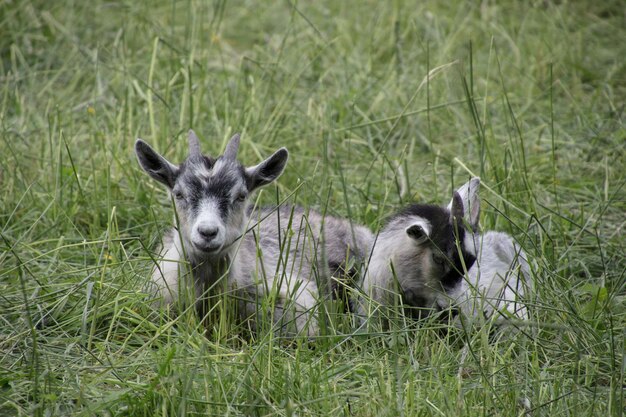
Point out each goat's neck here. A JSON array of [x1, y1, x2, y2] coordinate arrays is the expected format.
[[189, 246, 232, 276], [188, 252, 232, 298]]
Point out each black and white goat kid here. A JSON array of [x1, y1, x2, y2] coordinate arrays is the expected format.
[[357, 178, 531, 325], [135, 130, 372, 336]]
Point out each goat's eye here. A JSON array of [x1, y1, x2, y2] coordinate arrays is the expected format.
[[236, 192, 247, 202], [173, 191, 185, 200]]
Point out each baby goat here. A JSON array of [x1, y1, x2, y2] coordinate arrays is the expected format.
[[135, 130, 372, 336], [357, 178, 531, 325]]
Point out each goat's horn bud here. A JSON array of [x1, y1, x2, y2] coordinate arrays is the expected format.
[[188, 129, 201, 157], [223, 133, 241, 160]]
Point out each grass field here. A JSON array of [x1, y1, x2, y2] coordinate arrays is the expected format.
[[1, 0, 625, 415]]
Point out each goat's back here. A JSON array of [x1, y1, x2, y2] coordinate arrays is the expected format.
[[237, 205, 372, 285]]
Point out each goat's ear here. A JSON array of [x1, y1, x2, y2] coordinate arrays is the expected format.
[[405, 219, 431, 244], [135, 139, 179, 189], [245, 147, 289, 191], [447, 177, 480, 231]]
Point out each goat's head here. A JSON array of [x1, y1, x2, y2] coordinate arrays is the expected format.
[[383, 178, 481, 315], [135, 130, 288, 260]]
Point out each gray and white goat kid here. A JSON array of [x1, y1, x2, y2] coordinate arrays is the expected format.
[[358, 178, 531, 325], [135, 130, 372, 336]]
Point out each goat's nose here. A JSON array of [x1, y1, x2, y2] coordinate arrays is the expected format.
[[198, 225, 218, 240]]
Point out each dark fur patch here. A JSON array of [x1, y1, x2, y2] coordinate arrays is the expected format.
[[177, 157, 247, 219]]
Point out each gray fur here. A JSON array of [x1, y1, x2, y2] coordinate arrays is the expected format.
[[450, 231, 531, 321], [188, 129, 202, 158], [135, 130, 373, 336], [357, 178, 531, 324]]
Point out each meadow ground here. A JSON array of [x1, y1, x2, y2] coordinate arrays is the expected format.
[[1, 0, 624, 415]]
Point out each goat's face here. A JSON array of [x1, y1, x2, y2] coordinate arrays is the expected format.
[[171, 155, 249, 257], [135, 130, 288, 260]]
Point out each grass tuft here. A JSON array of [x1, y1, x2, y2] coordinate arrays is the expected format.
[[1, 0, 624, 415]]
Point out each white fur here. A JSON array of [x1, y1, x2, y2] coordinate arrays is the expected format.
[[190, 198, 226, 250], [149, 232, 185, 306]]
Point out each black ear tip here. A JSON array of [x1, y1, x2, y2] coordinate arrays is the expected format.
[[135, 139, 149, 151], [271, 147, 289, 166], [452, 192, 464, 208]]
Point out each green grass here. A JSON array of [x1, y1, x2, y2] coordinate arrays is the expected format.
[[1, 0, 624, 415]]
